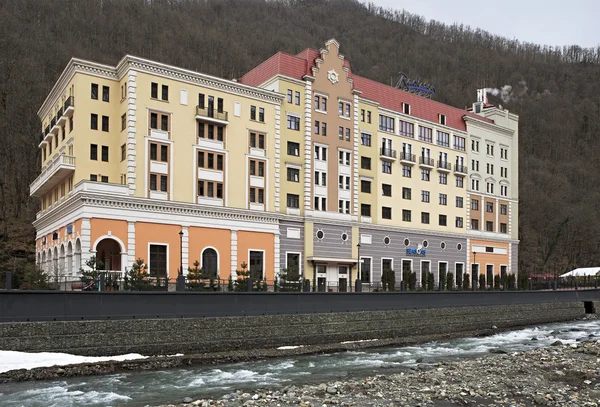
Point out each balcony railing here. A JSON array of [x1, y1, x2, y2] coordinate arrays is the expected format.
[[30, 155, 75, 197], [50, 117, 56, 128], [454, 164, 468, 174], [437, 160, 452, 171], [380, 147, 397, 159], [453, 144, 466, 151], [64, 96, 74, 110], [57, 108, 63, 118], [400, 152, 416, 162], [419, 156, 435, 167], [196, 105, 228, 122]]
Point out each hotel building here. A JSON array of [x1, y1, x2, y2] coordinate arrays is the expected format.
[[32, 39, 518, 288]]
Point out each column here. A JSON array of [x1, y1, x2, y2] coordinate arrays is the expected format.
[[181, 226, 189, 275], [80, 218, 92, 270], [303, 79, 313, 210], [126, 70, 138, 195], [231, 230, 238, 278], [274, 105, 281, 212], [127, 221, 136, 270], [274, 232, 280, 280]]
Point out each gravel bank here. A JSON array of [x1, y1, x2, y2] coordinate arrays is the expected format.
[[156, 340, 600, 407]]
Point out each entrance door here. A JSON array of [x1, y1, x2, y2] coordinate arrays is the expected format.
[[338, 265, 348, 292], [487, 265, 494, 289], [472, 264, 479, 289], [317, 277, 326, 292]]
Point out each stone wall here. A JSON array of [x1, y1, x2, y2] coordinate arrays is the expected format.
[[0, 301, 587, 356]]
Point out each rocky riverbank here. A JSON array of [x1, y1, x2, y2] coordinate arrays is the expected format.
[[156, 340, 600, 407]]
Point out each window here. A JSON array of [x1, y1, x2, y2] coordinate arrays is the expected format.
[[315, 95, 320, 110], [287, 142, 300, 156], [287, 115, 300, 130], [287, 193, 300, 208], [90, 114, 98, 130], [421, 212, 430, 224], [382, 161, 392, 174], [421, 169, 430, 181], [249, 187, 265, 204], [90, 144, 98, 160], [321, 122, 327, 136], [439, 193, 447, 205], [418, 126, 432, 143], [161, 115, 168, 132], [197, 151, 224, 171], [338, 175, 350, 190], [500, 185, 508, 196], [436, 131, 449, 147], [197, 180, 223, 199], [361, 180, 371, 193], [345, 128, 351, 141], [439, 114, 446, 125], [151, 113, 158, 129], [101, 115, 109, 132], [287, 167, 300, 182], [314, 196, 327, 211], [102, 86, 109, 102], [201, 248, 218, 279], [382, 207, 392, 220], [487, 163, 494, 175], [456, 196, 463, 207], [259, 107, 264, 122], [91, 83, 98, 100], [161, 85, 169, 101], [101, 146, 109, 162], [121, 144, 126, 161], [367, 111, 371, 123], [101, 175, 109, 183], [249, 132, 265, 149], [294, 91, 300, 105], [338, 151, 350, 165], [149, 174, 157, 190], [314, 145, 327, 161], [121, 114, 126, 131], [361, 132, 371, 146], [338, 199, 350, 214], [486, 221, 494, 232], [339, 101, 350, 117], [456, 177, 464, 188], [456, 217, 464, 228], [403, 103, 410, 115], [360, 257, 371, 283], [361, 204, 371, 217], [471, 219, 479, 230], [500, 223, 507, 233], [315, 120, 320, 135], [439, 215, 447, 226], [90, 174, 98, 182], [360, 109, 365, 122], [314, 171, 327, 186], [382, 184, 392, 197], [149, 245, 167, 277], [399, 120, 414, 138], [500, 204, 507, 215], [150, 144, 158, 161], [160, 175, 168, 192], [487, 182, 494, 194], [379, 115, 394, 132], [198, 93, 205, 109], [151, 82, 158, 99], [486, 202, 494, 212], [321, 97, 327, 111], [361, 156, 371, 170], [161, 145, 168, 162], [69, 117, 73, 133], [402, 165, 411, 177], [250, 106, 256, 121], [287, 89, 292, 103], [421, 190, 430, 203], [338, 126, 343, 140], [472, 140, 480, 152], [472, 179, 480, 191], [472, 199, 479, 210], [487, 144, 494, 156], [402, 187, 411, 200], [402, 209, 411, 222], [453, 136, 465, 151], [439, 173, 447, 184]]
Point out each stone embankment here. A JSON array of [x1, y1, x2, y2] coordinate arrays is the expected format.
[[157, 341, 600, 407]]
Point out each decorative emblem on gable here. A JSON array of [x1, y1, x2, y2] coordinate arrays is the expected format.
[[327, 69, 339, 84]]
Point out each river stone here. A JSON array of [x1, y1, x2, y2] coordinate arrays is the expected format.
[[327, 386, 337, 395], [551, 341, 563, 346], [182, 397, 193, 403]]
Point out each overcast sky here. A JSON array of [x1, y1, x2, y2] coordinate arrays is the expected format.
[[368, 0, 599, 48]]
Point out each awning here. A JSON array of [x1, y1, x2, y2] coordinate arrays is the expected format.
[[307, 256, 357, 264], [559, 267, 600, 278]]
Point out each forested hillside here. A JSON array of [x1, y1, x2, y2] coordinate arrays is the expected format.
[[1, 0, 599, 279]]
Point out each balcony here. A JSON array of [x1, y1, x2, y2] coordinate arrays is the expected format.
[[379, 147, 397, 161], [63, 96, 75, 117], [56, 107, 66, 125], [43, 126, 52, 143], [196, 106, 228, 124], [50, 116, 59, 135], [454, 164, 468, 175], [399, 152, 416, 165], [30, 155, 75, 197], [38, 132, 47, 147], [418, 156, 435, 169], [437, 160, 452, 173]]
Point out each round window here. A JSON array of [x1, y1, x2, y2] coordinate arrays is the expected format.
[[422, 240, 429, 248], [457, 243, 463, 251], [440, 241, 446, 250], [316, 230, 325, 240], [341, 232, 348, 241], [383, 236, 391, 245], [403, 238, 410, 247]]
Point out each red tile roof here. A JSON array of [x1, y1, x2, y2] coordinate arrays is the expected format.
[[240, 47, 493, 130]]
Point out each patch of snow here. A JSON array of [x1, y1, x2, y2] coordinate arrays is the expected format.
[[340, 339, 379, 344], [0, 350, 147, 373], [276, 345, 304, 350]]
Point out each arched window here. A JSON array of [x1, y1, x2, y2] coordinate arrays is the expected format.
[[202, 248, 218, 279]]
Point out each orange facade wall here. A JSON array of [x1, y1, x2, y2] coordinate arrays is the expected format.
[[236, 231, 275, 280], [187, 227, 231, 279], [90, 218, 128, 252], [470, 239, 509, 276], [135, 222, 182, 278], [37, 218, 82, 252]]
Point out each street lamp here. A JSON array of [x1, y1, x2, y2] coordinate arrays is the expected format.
[[177, 229, 185, 291], [356, 243, 362, 292], [472, 251, 477, 291]]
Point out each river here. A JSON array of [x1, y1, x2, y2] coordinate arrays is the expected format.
[[1, 318, 599, 407]]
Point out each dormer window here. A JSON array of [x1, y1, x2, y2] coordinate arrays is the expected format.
[[439, 114, 446, 125], [403, 103, 410, 115]]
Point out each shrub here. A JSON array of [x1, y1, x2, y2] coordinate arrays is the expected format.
[[462, 273, 470, 290], [421, 270, 427, 290], [479, 274, 486, 290], [19, 263, 50, 290], [381, 267, 396, 291], [427, 271, 435, 291], [279, 263, 302, 292], [186, 260, 206, 291], [439, 268, 447, 291], [227, 273, 234, 291], [124, 258, 152, 291], [494, 275, 501, 289], [80, 256, 103, 290], [455, 270, 463, 290], [446, 272, 454, 291], [507, 274, 516, 290]]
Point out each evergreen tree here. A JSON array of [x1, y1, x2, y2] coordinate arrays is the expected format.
[[80, 256, 103, 290], [124, 258, 151, 291], [186, 260, 205, 291]]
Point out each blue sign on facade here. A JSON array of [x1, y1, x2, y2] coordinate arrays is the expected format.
[[406, 248, 427, 256], [66, 224, 73, 234]]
